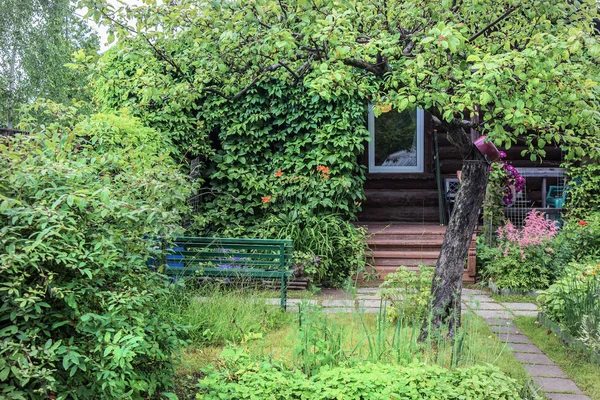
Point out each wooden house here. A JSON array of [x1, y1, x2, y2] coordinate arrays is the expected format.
[[356, 106, 564, 283]]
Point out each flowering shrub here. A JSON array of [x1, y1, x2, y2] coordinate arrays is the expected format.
[[482, 210, 560, 290], [488, 152, 526, 206], [496, 211, 559, 260]]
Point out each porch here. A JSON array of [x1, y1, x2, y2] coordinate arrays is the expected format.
[[356, 222, 477, 284]]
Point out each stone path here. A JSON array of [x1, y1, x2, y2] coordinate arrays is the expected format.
[[284, 287, 590, 399], [464, 288, 590, 400]]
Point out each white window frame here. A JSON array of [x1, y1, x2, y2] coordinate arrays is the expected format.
[[368, 105, 425, 173]]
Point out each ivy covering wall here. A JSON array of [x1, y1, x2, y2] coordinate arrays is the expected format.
[[91, 44, 372, 285], [93, 46, 371, 230]]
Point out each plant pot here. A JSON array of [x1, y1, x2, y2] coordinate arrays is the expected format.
[[474, 136, 501, 162]]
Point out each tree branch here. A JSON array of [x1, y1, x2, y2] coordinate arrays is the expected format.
[[343, 58, 386, 76], [469, 6, 520, 42]]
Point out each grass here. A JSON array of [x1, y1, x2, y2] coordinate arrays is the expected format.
[[177, 304, 541, 398], [156, 283, 293, 346], [515, 316, 600, 400]]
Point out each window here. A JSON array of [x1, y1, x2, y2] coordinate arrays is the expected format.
[[368, 104, 424, 173]]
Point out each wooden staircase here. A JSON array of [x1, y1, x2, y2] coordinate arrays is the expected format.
[[357, 222, 477, 285]]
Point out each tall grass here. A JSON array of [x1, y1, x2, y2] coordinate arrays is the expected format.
[[291, 302, 498, 375], [156, 282, 292, 346]]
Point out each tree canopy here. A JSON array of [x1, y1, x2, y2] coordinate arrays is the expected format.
[[0, 0, 98, 128], [86, 0, 600, 159]]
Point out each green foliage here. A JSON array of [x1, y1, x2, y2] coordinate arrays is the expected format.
[[552, 212, 600, 264], [155, 284, 292, 347], [0, 0, 98, 128], [0, 112, 193, 398], [256, 212, 369, 286], [481, 211, 561, 291], [539, 262, 600, 339], [84, 0, 600, 162], [378, 266, 434, 321], [196, 357, 522, 400], [483, 247, 557, 291], [565, 161, 600, 218]]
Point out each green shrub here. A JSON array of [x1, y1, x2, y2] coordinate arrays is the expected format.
[[378, 265, 434, 321], [196, 357, 522, 400], [256, 212, 369, 286], [0, 113, 193, 398], [552, 212, 600, 265], [564, 161, 600, 218], [539, 262, 600, 339], [481, 211, 560, 290]]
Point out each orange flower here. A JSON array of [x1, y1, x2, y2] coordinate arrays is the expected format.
[[380, 104, 392, 113], [578, 220, 588, 226], [322, 174, 330, 179], [317, 165, 330, 174], [261, 196, 272, 204], [591, 270, 596, 275], [274, 170, 283, 178]]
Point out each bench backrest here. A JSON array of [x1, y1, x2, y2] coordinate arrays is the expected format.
[[164, 237, 293, 275]]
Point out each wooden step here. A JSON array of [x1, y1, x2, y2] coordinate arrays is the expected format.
[[357, 221, 477, 286], [367, 239, 444, 251], [358, 206, 440, 222]]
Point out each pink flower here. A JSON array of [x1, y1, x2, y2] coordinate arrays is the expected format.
[[579, 220, 588, 226], [496, 210, 558, 259]]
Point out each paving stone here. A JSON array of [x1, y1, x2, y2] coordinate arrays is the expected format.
[[523, 364, 567, 378], [356, 294, 382, 300], [361, 307, 381, 313], [545, 393, 591, 400], [474, 309, 514, 319], [507, 343, 542, 353], [496, 333, 532, 344], [322, 307, 356, 313], [321, 299, 355, 307], [500, 302, 539, 310], [484, 317, 514, 326], [489, 325, 522, 334], [464, 301, 506, 310], [463, 294, 495, 302], [533, 377, 582, 394], [462, 288, 486, 295], [514, 352, 554, 364], [512, 310, 540, 317], [357, 288, 379, 293]]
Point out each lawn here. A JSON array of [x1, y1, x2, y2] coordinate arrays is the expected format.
[[175, 303, 541, 398], [515, 316, 600, 400]]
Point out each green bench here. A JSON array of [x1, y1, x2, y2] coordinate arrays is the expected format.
[[163, 237, 294, 309]]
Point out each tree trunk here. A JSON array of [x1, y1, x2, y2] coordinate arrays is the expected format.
[[6, 44, 17, 129], [419, 126, 490, 341]]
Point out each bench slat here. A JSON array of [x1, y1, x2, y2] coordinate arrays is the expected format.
[[166, 259, 288, 268], [174, 243, 293, 252], [168, 250, 292, 260], [176, 237, 292, 245], [165, 267, 293, 278]]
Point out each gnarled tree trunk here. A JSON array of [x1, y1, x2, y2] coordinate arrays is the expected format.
[[419, 124, 490, 340]]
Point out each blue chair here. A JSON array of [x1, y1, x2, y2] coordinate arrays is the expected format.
[[546, 186, 567, 208]]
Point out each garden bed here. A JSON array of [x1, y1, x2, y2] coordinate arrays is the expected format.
[[537, 313, 600, 365]]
